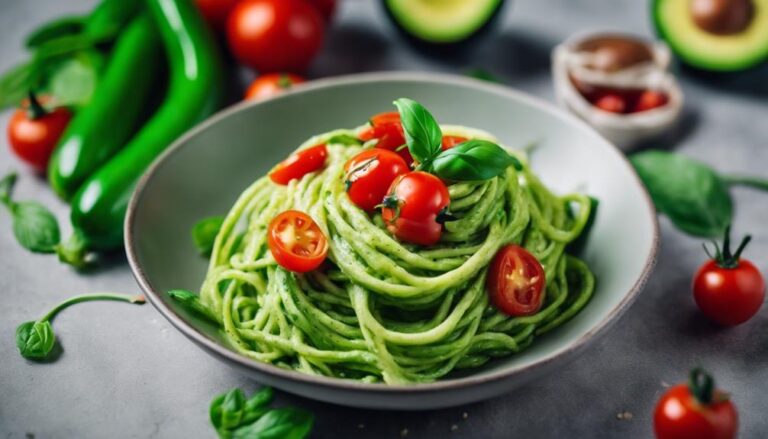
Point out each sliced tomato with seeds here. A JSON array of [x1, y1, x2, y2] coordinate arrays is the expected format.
[[487, 245, 546, 316], [268, 210, 328, 272], [269, 144, 327, 185], [441, 135, 468, 150]]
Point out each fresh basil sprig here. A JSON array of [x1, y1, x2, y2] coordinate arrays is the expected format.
[[16, 293, 145, 361], [431, 139, 522, 181], [393, 98, 521, 181], [192, 216, 224, 257], [210, 387, 313, 439], [630, 150, 768, 238]]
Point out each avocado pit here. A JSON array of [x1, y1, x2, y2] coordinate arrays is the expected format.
[[690, 0, 755, 35], [576, 36, 655, 72]]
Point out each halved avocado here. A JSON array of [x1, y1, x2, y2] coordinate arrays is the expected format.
[[382, 0, 506, 49], [653, 0, 768, 72]]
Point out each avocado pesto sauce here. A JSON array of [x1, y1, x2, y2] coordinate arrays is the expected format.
[[198, 125, 596, 384]]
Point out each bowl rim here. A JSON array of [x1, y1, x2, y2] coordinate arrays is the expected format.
[[125, 71, 659, 395]]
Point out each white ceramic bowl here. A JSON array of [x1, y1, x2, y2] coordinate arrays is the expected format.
[[125, 72, 658, 410]]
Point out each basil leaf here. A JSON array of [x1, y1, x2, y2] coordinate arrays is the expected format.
[[210, 387, 277, 437], [0, 172, 16, 204], [326, 134, 362, 146], [630, 150, 732, 237], [11, 201, 61, 253], [431, 139, 521, 181], [393, 98, 442, 164], [25, 15, 86, 49], [167, 290, 219, 324], [466, 68, 500, 83], [0, 62, 35, 109], [16, 320, 55, 360], [48, 51, 101, 107], [231, 408, 314, 439], [192, 216, 224, 257]]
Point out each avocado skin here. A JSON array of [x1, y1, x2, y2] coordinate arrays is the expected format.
[[651, 0, 768, 73], [380, 0, 508, 57]]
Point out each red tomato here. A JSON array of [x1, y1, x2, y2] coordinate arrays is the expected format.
[[594, 93, 627, 113], [244, 73, 305, 101], [227, 0, 324, 73], [358, 123, 412, 166], [693, 229, 765, 326], [268, 210, 328, 272], [7, 94, 71, 172], [270, 144, 327, 185], [381, 171, 450, 246], [369, 111, 401, 126], [441, 135, 468, 150], [487, 245, 546, 316], [634, 90, 668, 112], [344, 149, 409, 212], [306, 0, 337, 21], [654, 369, 737, 439], [195, 0, 238, 31]]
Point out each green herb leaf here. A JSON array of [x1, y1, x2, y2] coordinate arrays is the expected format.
[[0, 172, 17, 205], [430, 139, 521, 181], [326, 133, 362, 146], [466, 68, 500, 83], [11, 201, 61, 253], [16, 320, 55, 360], [630, 150, 732, 237], [393, 98, 442, 164], [0, 62, 35, 109], [211, 387, 277, 437], [192, 216, 224, 257], [231, 408, 314, 439], [168, 289, 219, 324], [48, 52, 100, 107], [25, 15, 86, 49]]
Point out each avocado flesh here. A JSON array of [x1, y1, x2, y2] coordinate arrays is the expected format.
[[654, 0, 768, 71], [385, 0, 504, 43]]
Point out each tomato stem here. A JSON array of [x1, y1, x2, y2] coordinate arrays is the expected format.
[[703, 225, 751, 269], [26, 90, 48, 120], [688, 368, 715, 406]]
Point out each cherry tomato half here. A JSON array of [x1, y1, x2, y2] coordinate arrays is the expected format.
[[227, 0, 324, 73], [245, 73, 305, 101], [358, 123, 412, 166], [634, 90, 668, 113], [654, 369, 737, 439], [693, 229, 765, 326], [487, 245, 546, 316], [7, 94, 71, 172], [270, 144, 327, 185], [441, 135, 468, 150], [268, 210, 328, 273], [369, 111, 401, 127], [381, 171, 450, 246], [594, 93, 626, 113], [344, 149, 409, 212], [195, 0, 238, 32]]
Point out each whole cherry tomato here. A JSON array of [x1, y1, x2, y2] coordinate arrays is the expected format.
[[270, 144, 327, 185], [245, 73, 305, 101], [344, 149, 409, 212], [487, 244, 546, 316], [268, 210, 328, 272], [381, 171, 450, 246], [227, 0, 324, 73], [634, 90, 668, 112], [654, 368, 737, 439], [306, 0, 337, 21], [693, 227, 765, 326], [441, 135, 468, 150], [7, 92, 71, 172], [195, 0, 238, 32], [594, 93, 627, 113]]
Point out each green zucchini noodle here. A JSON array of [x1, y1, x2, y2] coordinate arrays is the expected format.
[[199, 124, 596, 384]]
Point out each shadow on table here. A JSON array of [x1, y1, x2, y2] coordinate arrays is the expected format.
[[681, 63, 768, 100], [311, 23, 393, 76]]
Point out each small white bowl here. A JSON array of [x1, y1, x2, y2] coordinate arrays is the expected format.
[[552, 31, 684, 151]]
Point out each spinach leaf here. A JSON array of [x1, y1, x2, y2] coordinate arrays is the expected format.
[[11, 202, 61, 253], [192, 216, 224, 257], [630, 150, 732, 237], [393, 98, 442, 164], [430, 139, 522, 181], [231, 408, 314, 439], [168, 290, 219, 324]]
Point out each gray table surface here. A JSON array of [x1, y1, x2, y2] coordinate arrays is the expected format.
[[2, 0, 767, 438]]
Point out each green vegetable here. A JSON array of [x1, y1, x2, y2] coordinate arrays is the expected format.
[[16, 292, 144, 361], [630, 150, 768, 237], [393, 97, 442, 164], [209, 387, 313, 439], [0, 173, 61, 253], [57, 0, 223, 265], [430, 139, 521, 181], [47, 50, 102, 107], [25, 15, 86, 49], [48, 14, 163, 200], [192, 216, 225, 257], [466, 68, 500, 83], [327, 133, 362, 146], [167, 289, 219, 324]]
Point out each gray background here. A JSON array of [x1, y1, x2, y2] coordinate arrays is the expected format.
[[1, 0, 767, 438]]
